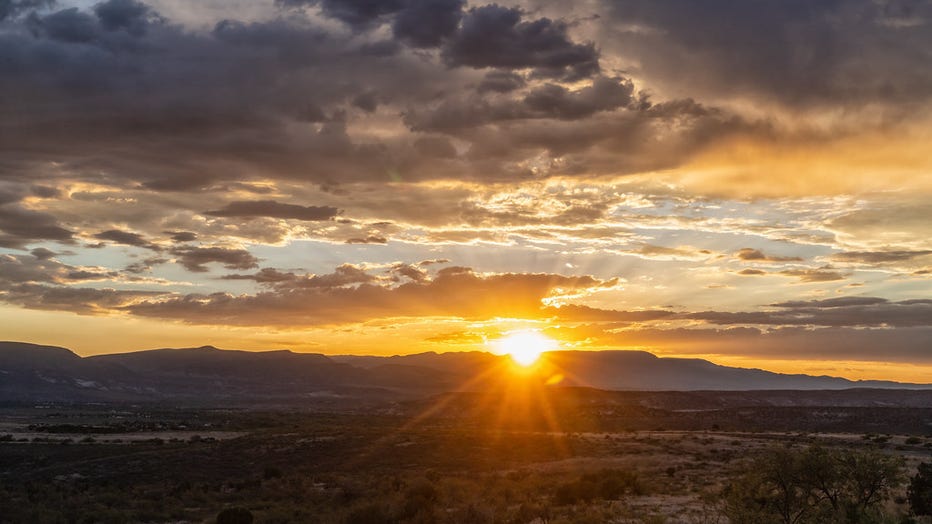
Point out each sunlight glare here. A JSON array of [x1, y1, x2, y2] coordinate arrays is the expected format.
[[493, 331, 558, 366]]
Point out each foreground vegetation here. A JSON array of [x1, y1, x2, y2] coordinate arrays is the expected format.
[[0, 399, 930, 523]]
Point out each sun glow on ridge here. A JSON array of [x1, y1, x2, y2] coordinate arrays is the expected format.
[[492, 331, 558, 367]]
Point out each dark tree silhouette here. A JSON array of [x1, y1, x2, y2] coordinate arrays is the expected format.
[[216, 507, 253, 524], [909, 463, 932, 517]]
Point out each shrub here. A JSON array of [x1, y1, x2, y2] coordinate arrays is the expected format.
[[908, 463, 932, 517], [721, 446, 904, 524], [216, 507, 253, 524]]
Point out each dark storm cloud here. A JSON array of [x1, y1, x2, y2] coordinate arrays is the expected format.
[[0, 0, 765, 208], [30, 185, 62, 198], [392, 0, 464, 47], [351, 91, 378, 113], [0, 3, 424, 194], [93, 229, 160, 250], [477, 70, 526, 93], [404, 75, 636, 131], [442, 4, 599, 80], [308, 0, 406, 30], [600, 0, 932, 106], [93, 0, 160, 36], [0, 0, 51, 21], [204, 201, 340, 221], [413, 136, 457, 158], [522, 77, 635, 120], [26, 0, 161, 42], [169, 246, 260, 273], [25, 7, 100, 43]]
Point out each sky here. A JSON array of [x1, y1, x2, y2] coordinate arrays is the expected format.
[[1, 0, 931, 382]]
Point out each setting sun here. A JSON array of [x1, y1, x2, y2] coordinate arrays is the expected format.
[[493, 331, 558, 367]]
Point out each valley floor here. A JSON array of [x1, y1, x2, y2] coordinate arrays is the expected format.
[[1, 399, 931, 523]]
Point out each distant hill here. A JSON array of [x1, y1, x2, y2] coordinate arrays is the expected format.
[[1, 341, 930, 406], [333, 350, 927, 391]]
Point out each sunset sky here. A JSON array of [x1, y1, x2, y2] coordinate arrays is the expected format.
[[1, 0, 931, 381]]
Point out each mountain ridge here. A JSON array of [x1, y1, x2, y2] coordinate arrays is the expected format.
[[1, 341, 930, 406]]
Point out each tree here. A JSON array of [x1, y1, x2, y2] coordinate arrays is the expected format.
[[721, 446, 905, 524], [909, 463, 932, 517], [216, 507, 254, 524]]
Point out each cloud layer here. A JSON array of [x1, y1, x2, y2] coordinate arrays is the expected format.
[[0, 0, 930, 376]]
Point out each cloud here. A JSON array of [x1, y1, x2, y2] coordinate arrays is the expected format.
[[589, 325, 932, 364], [221, 267, 300, 284], [688, 297, 932, 328], [0, 204, 74, 248], [442, 4, 600, 80], [346, 234, 388, 244], [204, 200, 340, 221], [829, 202, 932, 250], [543, 304, 675, 323], [832, 250, 932, 264], [404, 75, 638, 131], [29, 247, 57, 260], [308, 0, 406, 30], [127, 265, 619, 326], [223, 263, 376, 289], [93, 0, 162, 36], [0, 253, 142, 286], [629, 243, 710, 261], [392, 0, 464, 47], [735, 248, 802, 262], [778, 268, 847, 283], [771, 297, 890, 308], [94, 229, 160, 250], [30, 185, 63, 199], [0, 282, 163, 315], [599, 0, 932, 107], [522, 77, 635, 120], [169, 246, 260, 272], [165, 231, 197, 242], [388, 262, 428, 282], [0, 0, 51, 21], [0, 0, 928, 375]]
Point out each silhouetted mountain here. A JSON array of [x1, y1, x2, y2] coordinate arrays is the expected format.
[[0, 342, 147, 402], [543, 350, 917, 391], [1, 342, 930, 406], [336, 350, 929, 391]]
